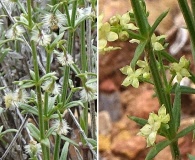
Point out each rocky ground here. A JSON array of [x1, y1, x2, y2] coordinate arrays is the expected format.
[[99, 0, 195, 159]]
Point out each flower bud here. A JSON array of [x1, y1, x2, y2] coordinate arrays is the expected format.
[[109, 15, 120, 26], [118, 31, 129, 41]]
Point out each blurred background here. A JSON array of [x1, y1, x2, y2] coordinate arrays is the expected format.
[[98, 0, 195, 159]]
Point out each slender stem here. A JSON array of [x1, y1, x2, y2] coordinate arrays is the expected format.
[[130, 0, 149, 38], [148, 43, 180, 158], [27, 1, 49, 159], [43, 50, 52, 159], [191, 0, 195, 21], [64, 3, 71, 27], [61, 66, 70, 105], [86, 10, 97, 140], [61, 0, 78, 104], [170, 141, 181, 160], [16, 0, 27, 14], [44, 50, 51, 129], [83, 102, 88, 136], [71, 0, 78, 28], [148, 44, 174, 136], [53, 134, 61, 160], [177, 0, 195, 63], [27, 0, 32, 29], [80, 21, 87, 72]]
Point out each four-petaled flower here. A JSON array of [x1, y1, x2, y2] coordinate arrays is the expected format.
[[98, 14, 119, 53], [120, 65, 142, 88], [170, 56, 191, 82], [137, 105, 170, 147]]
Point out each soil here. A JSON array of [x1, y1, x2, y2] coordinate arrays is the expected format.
[[99, 0, 195, 159]]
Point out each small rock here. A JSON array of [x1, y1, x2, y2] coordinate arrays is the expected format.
[[99, 134, 111, 152], [99, 111, 112, 135], [111, 134, 146, 159], [99, 91, 122, 121], [100, 79, 118, 92]]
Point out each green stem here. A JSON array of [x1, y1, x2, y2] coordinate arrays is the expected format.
[[44, 50, 51, 130], [27, 0, 32, 29], [53, 134, 61, 160], [148, 44, 174, 135], [80, 21, 87, 72], [27, 1, 49, 159], [70, 0, 78, 28], [31, 39, 49, 160], [191, 0, 195, 21], [61, 0, 78, 104], [177, 0, 195, 63], [64, 3, 71, 27], [130, 0, 149, 38], [44, 49, 52, 160], [148, 44, 180, 158], [61, 66, 70, 106], [170, 141, 181, 160]]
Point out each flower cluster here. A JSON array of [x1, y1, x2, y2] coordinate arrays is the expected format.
[[42, 10, 66, 31], [98, 12, 138, 54], [120, 58, 150, 88], [51, 119, 70, 136], [4, 89, 29, 108], [98, 14, 119, 54], [170, 56, 191, 83], [130, 33, 166, 51], [24, 140, 42, 157], [5, 25, 25, 39], [31, 29, 51, 46], [137, 105, 170, 147], [54, 50, 74, 66], [80, 82, 97, 102]]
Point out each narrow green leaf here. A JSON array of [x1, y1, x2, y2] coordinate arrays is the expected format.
[[45, 126, 56, 138], [176, 124, 195, 139], [2, 129, 18, 135], [48, 95, 58, 113], [172, 83, 181, 132], [86, 138, 97, 149], [130, 41, 147, 69], [171, 85, 195, 94], [60, 142, 69, 160], [50, 32, 65, 49], [0, 48, 11, 63], [75, 15, 90, 28], [41, 138, 50, 148], [19, 103, 38, 116], [128, 116, 147, 126], [29, 70, 36, 80], [79, 116, 87, 136], [150, 10, 169, 37], [124, 29, 145, 40], [60, 135, 78, 146], [63, 101, 84, 110], [27, 123, 41, 141], [161, 51, 178, 63], [145, 140, 171, 160], [20, 82, 35, 89]]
